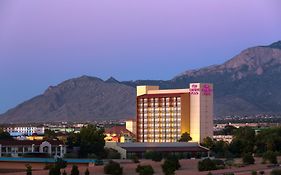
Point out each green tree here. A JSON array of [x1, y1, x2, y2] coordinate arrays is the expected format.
[[178, 132, 192, 142], [49, 165, 61, 175], [144, 151, 163, 162], [263, 151, 278, 164], [0, 129, 12, 140], [202, 137, 215, 149], [85, 168, 90, 175], [44, 129, 58, 140], [198, 158, 217, 171], [136, 165, 154, 175], [79, 125, 105, 158], [161, 157, 181, 175], [242, 153, 255, 165], [230, 127, 255, 156], [271, 169, 281, 175], [71, 165, 79, 175], [104, 160, 123, 175], [25, 164, 32, 175]]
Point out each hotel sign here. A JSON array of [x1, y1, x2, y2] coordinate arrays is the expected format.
[[190, 84, 200, 95], [202, 84, 212, 96]]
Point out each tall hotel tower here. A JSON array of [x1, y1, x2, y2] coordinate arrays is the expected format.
[[136, 83, 213, 143]]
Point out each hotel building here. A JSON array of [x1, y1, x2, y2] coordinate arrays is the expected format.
[[136, 83, 213, 143]]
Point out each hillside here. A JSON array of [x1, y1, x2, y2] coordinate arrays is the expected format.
[[0, 76, 136, 123], [1, 41, 281, 122]]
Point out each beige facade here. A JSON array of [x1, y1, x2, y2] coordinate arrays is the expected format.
[[136, 83, 213, 143]]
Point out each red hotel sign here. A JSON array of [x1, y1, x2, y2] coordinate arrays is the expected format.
[[190, 84, 212, 95]]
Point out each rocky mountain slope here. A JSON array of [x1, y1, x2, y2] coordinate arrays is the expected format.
[[1, 41, 281, 122], [0, 76, 136, 123]]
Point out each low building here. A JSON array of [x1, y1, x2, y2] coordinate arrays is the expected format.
[[104, 126, 135, 143], [105, 142, 209, 159], [126, 120, 136, 135], [213, 135, 233, 143], [4, 126, 45, 136], [0, 140, 66, 158]]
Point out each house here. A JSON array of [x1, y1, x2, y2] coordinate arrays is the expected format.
[[0, 140, 66, 158]]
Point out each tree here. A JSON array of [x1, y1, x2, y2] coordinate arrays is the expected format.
[[0, 129, 12, 140], [263, 151, 278, 164], [270, 169, 281, 175], [178, 132, 192, 142], [49, 166, 61, 175], [230, 127, 255, 156], [85, 168, 90, 175], [202, 137, 214, 149], [25, 164, 32, 175], [161, 157, 181, 175], [144, 151, 163, 162], [104, 160, 123, 175], [136, 165, 154, 175], [44, 129, 58, 140], [79, 125, 105, 158], [242, 153, 255, 165], [197, 158, 225, 172], [71, 165, 79, 175]]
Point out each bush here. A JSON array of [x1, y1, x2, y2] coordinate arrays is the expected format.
[[48, 166, 61, 175], [85, 168, 90, 175], [198, 158, 217, 171], [271, 169, 281, 175], [26, 164, 32, 175], [242, 153, 255, 165], [106, 148, 121, 159], [104, 160, 123, 175], [55, 158, 68, 169], [144, 151, 163, 162], [161, 157, 181, 175], [252, 170, 257, 175], [136, 165, 154, 175], [71, 165, 79, 175], [132, 156, 140, 163], [263, 151, 278, 164], [259, 170, 265, 175]]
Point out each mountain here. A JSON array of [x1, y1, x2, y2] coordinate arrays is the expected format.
[[1, 40, 281, 123], [0, 76, 136, 123], [123, 41, 281, 117]]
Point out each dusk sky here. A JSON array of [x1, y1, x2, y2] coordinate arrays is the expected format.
[[1, 0, 281, 113]]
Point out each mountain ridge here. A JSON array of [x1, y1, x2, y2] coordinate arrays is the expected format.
[[1, 40, 281, 123]]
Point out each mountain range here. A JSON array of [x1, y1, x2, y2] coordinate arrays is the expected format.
[[1, 41, 281, 123]]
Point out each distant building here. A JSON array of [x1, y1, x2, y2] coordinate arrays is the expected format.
[[136, 83, 213, 143], [105, 142, 209, 159], [213, 135, 233, 143], [0, 140, 66, 158], [4, 126, 45, 136], [104, 126, 135, 143]]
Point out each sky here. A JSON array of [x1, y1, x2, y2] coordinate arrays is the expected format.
[[0, 0, 281, 114]]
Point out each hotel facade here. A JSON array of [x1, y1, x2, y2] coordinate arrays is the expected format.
[[136, 83, 213, 143]]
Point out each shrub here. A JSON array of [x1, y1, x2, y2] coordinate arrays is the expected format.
[[104, 160, 123, 175], [26, 164, 32, 175], [136, 165, 154, 175], [161, 157, 181, 175], [252, 170, 257, 175], [263, 151, 278, 164], [259, 170, 265, 174], [198, 158, 217, 171], [242, 153, 255, 165], [106, 148, 121, 159], [85, 168, 90, 175], [49, 165, 61, 175], [132, 156, 140, 163], [71, 165, 79, 175], [271, 169, 281, 175], [55, 158, 68, 169], [144, 151, 163, 162]]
